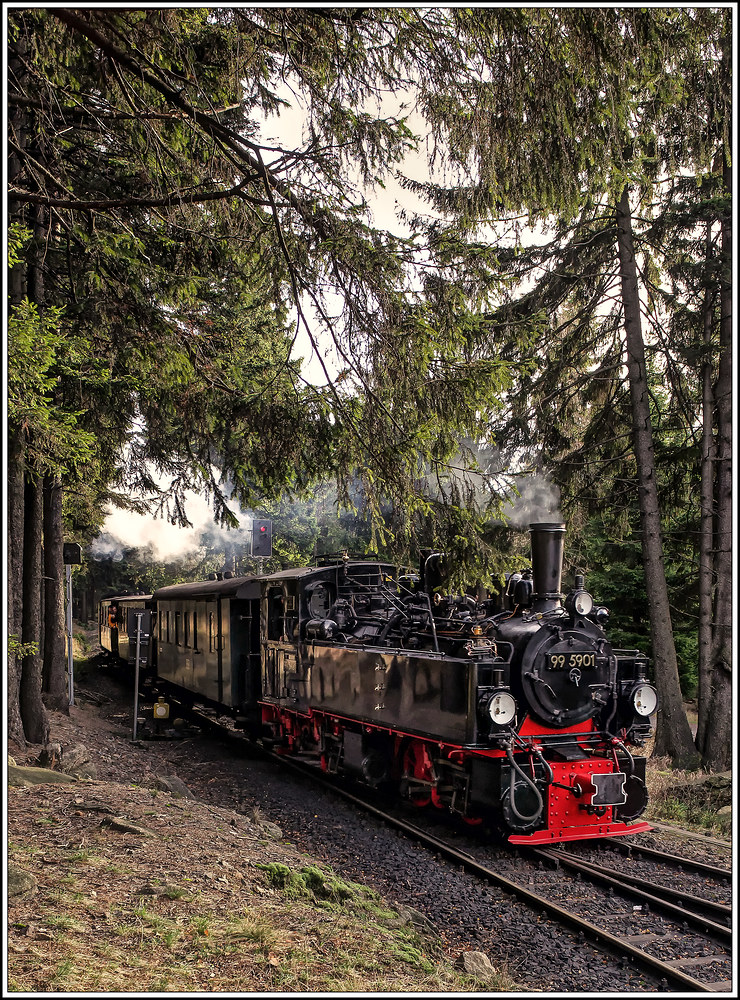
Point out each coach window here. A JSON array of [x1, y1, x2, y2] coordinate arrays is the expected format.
[[175, 611, 181, 646], [209, 611, 216, 653], [192, 612, 199, 651], [184, 611, 190, 648]]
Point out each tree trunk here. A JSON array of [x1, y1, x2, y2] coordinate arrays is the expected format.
[[43, 474, 70, 711], [7, 428, 27, 749], [615, 186, 699, 769], [7, 27, 29, 749], [20, 473, 50, 745], [695, 226, 716, 755], [702, 156, 732, 771]]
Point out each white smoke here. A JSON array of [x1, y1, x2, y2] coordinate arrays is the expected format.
[[90, 489, 253, 563], [88, 533, 127, 562], [502, 474, 562, 529]]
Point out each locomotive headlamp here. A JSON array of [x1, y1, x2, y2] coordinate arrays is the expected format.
[[487, 690, 517, 726], [565, 588, 594, 617], [631, 683, 658, 717]]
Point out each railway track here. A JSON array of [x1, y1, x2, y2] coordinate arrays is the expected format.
[[528, 846, 732, 991], [275, 755, 731, 993], [149, 697, 734, 993], [534, 844, 732, 927]]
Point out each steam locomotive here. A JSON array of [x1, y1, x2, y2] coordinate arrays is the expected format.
[[99, 522, 657, 844]]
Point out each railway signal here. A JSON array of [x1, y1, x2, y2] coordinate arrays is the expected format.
[[251, 519, 272, 557]]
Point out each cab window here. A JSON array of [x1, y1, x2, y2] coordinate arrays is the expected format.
[[267, 587, 284, 641]]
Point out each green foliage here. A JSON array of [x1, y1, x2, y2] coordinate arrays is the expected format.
[[7, 6, 729, 752], [7, 298, 97, 477], [574, 517, 699, 698], [8, 636, 39, 659]]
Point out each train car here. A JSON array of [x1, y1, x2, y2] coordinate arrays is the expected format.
[[151, 573, 262, 724], [100, 522, 658, 845], [99, 593, 154, 669]]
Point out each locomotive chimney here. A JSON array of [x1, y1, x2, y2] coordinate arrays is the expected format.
[[529, 522, 566, 612]]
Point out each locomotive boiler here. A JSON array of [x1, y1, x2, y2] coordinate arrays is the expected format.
[[101, 522, 657, 844]]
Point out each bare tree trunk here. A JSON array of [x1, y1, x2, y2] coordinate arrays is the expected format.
[[21, 473, 50, 745], [7, 429, 27, 749], [7, 30, 28, 749], [702, 157, 732, 771], [695, 226, 716, 755], [43, 474, 70, 711], [615, 186, 699, 769]]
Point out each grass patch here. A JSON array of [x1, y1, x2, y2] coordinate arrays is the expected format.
[[226, 913, 279, 949], [8, 781, 523, 993], [257, 861, 360, 905], [645, 756, 732, 837]]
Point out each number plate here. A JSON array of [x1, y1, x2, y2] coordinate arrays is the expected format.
[[546, 651, 597, 671]]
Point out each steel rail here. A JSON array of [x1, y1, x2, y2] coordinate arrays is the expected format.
[[604, 837, 733, 880], [538, 846, 731, 926]]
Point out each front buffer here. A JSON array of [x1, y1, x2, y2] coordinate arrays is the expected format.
[[504, 752, 652, 845]]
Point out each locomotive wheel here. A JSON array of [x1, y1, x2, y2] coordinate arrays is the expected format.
[[400, 742, 433, 808], [462, 814, 483, 826]]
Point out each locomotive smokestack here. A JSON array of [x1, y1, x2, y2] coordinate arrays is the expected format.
[[529, 522, 565, 612]]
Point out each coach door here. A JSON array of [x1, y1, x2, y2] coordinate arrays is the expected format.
[[227, 597, 261, 710], [203, 601, 220, 702], [263, 582, 301, 704]]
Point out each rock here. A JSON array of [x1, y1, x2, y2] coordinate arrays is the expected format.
[[457, 950, 498, 983], [103, 816, 157, 837], [393, 903, 439, 938], [59, 744, 97, 778], [8, 863, 38, 898], [670, 773, 732, 810], [150, 774, 196, 799], [37, 743, 63, 769], [8, 763, 78, 786], [255, 818, 283, 839], [8, 755, 16, 766]]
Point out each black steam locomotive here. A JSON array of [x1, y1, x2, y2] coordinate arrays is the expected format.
[[99, 522, 657, 844]]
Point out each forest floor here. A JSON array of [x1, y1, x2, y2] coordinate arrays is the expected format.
[[6, 652, 518, 994]]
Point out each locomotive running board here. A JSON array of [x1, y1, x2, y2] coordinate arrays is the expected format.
[[508, 820, 653, 845]]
